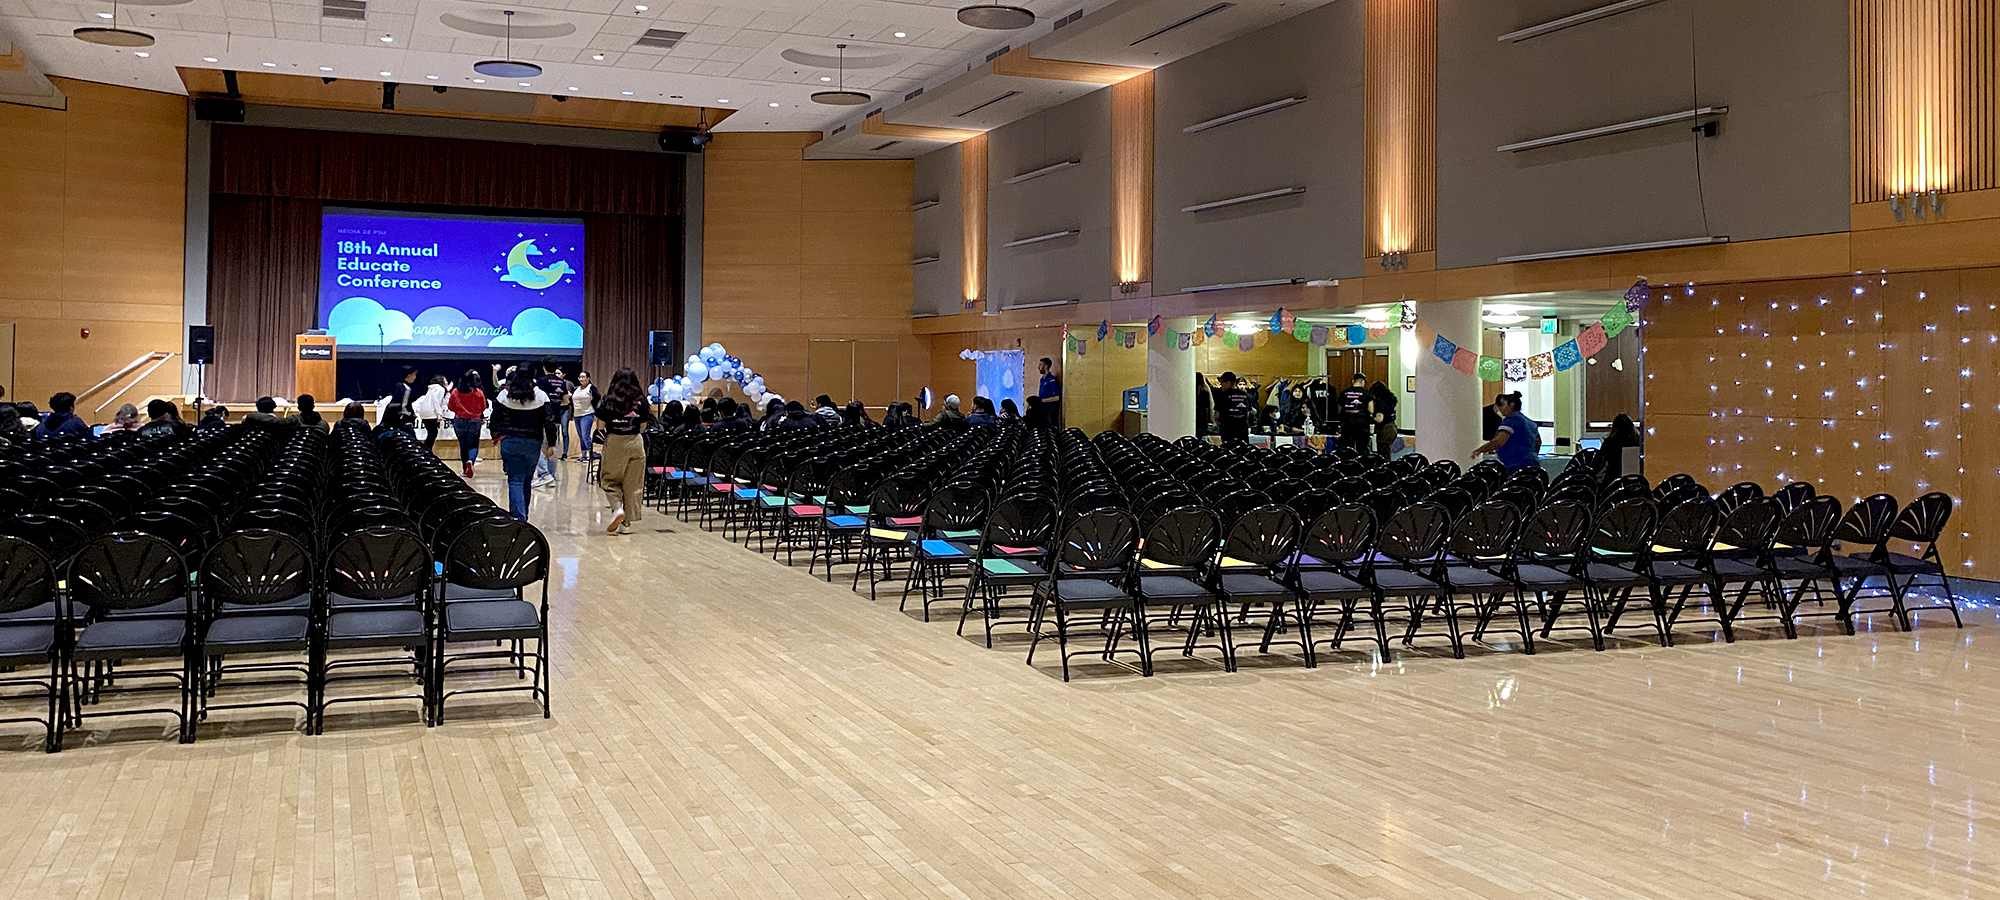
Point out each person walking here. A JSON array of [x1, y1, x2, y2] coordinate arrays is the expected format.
[[448, 369, 488, 478], [416, 375, 450, 454], [532, 360, 569, 488], [490, 367, 557, 521], [1336, 373, 1372, 453], [387, 365, 419, 419], [1214, 372, 1253, 445], [1368, 381, 1399, 457], [593, 368, 656, 535], [567, 371, 600, 461]]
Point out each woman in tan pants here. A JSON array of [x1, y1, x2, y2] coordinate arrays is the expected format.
[[592, 368, 657, 535]]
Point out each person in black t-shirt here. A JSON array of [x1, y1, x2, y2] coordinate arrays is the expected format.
[[1214, 372, 1253, 444], [1337, 373, 1372, 453]]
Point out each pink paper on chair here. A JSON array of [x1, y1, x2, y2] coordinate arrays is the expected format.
[[993, 545, 1041, 555]]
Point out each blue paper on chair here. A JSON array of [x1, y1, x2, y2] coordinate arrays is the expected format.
[[920, 539, 966, 557]]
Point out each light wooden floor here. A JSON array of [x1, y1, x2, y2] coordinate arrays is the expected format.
[[3, 458, 1997, 899]]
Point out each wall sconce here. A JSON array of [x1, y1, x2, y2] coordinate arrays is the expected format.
[[1889, 190, 1945, 223], [1379, 250, 1409, 271], [1118, 281, 1141, 295]]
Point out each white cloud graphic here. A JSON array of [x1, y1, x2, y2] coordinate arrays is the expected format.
[[489, 307, 584, 350], [327, 296, 414, 346]]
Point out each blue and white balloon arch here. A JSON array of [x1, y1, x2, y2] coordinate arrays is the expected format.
[[651, 342, 771, 406]]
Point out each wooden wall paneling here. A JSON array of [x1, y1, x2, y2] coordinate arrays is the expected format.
[[0, 79, 185, 412], [806, 340, 855, 404], [853, 339, 902, 407], [1850, 0, 1999, 202], [961, 134, 988, 308], [0, 325, 12, 406], [1585, 324, 1643, 426], [1953, 267, 2000, 575], [1364, 0, 1437, 257]]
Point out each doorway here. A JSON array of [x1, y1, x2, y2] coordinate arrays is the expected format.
[[1326, 347, 1389, 388]]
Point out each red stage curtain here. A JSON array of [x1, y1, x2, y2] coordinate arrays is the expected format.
[[211, 125, 683, 216], [582, 214, 683, 381], [206, 195, 321, 401]]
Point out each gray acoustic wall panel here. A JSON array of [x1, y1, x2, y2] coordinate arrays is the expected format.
[[1152, 0, 1366, 294], [1437, 0, 1848, 268], [912, 144, 965, 317], [986, 87, 1114, 310]]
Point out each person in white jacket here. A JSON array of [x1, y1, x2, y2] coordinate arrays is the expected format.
[[415, 375, 451, 455]]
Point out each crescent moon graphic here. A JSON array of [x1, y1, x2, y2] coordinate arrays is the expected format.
[[500, 239, 574, 290]]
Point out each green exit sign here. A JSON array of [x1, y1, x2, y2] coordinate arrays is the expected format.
[[1540, 317, 1559, 334]]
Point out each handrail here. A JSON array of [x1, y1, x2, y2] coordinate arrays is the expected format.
[[78, 351, 177, 408]]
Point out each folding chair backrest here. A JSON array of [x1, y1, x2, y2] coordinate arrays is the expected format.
[[1653, 496, 1718, 553], [1714, 497, 1782, 554], [201, 529, 313, 609], [1591, 498, 1659, 556], [1833, 493, 1899, 546], [326, 526, 431, 602], [923, 483, 989, 534], [1887, 492, 1954, 545], [1715, 482, 1764, 517], [1218, 505, 1300, 570], [446, 517, 552, 591], [1519, 499, 1592, 560], [1142, 507, 1219, 568], [1053, 508, 1137, 574], [1446, 500, 1520, 560], [0, 536, 55, 617], [1300, 503, 1376, 567], [1775, 495, 1842, 552], [68, 532, 188, 613], [1378, 501, 1450, 565], [1773, 481, 1818, 513]]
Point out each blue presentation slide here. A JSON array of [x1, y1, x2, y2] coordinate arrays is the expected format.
[[318, 208, 585, 354]]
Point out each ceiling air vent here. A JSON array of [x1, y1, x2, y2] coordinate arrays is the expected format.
[[955, 90, 1019, 117], [904, 87, 924, 101], [870, 140, 901, 151], [322, 0, 366, 21], [832, 125, 847, 135], [1130, 2, 1233, 46], [635, 28, 687, 49], [1054, 9, 1083, 29], [984, 45, 1012, 62]]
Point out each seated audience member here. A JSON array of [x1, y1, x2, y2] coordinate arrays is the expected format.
[[812, 395, 842, 426], [31, 392, 92, 440], [138, 399, 187, 437], [840, 401, 874, 426], [14, 402, 40, 431], [198, 405, 230, 434], [776, 400, 822, 429], [341, 401, 370, 423], [292, 394, 330, 433], [710, 398, 752, 431], [882, 402, 916, 429], [671, 405, 704, 435], [998, 398, 1021, 423], [659, 400, 683, 430], [104, 403, 144, 434], [244, 396, 285, 427], [1024, 396, 1046, 428], [0, 384, 19, 443], [757, 398, 785, 431], [963, 396, 999, 427], [930, 395, 965, 428], [374, 407, 416, 441]]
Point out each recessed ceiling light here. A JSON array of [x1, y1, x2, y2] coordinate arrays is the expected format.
[[133, 51, 148, 57], [894, 31, 906, 37], [425, 74, 439, 80], [621, 90, 633, 95], [318, 65, 332, 71], [380, 34, 393, 42], [519, 81, 532, 86], [568, 86, 579, 91], [634, 4, 647, 9], [717, 98, 727, 103], [592, 53, 605, 60], [95, 11, 112, 18], [768, 101, 779, 107], [820, 76, 831, 82], [379, 71, 392, 77], [267, 62, 282, 68], [202, 56, 218, 62], [472, 77, 486, 83]]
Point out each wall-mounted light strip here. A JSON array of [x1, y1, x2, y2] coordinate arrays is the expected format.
[[912, 311, 944, 319], [1182, 96, 1307, 134], [1182, 278, 1301, 293], [1131, 2, 1235, 46], [1001, 298, 1080, 310], [1498, 0, 1672, 42], [909, 198, 940, 211], [910, 255, 941, 265], [1497, 106, 1727, 153], [1003, 160, 1081, 184], [1180, 186, 1306, 214], [1002, 229, 1080, 248], [1496, 235, 1729, 264]]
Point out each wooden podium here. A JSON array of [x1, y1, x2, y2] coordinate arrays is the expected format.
[[295, 334, 337, 401]]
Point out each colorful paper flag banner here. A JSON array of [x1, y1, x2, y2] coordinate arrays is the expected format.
[[1600, 305, 1633, 337], [1432, 335, 1457, 364], [1148, 315, 1163, 336], [1576, 322, 1608, 357], [1203, 315, 1218, 337], [1553, 340, 1582, 371], [1504, 358, 1528, 382], [1309, 325, 1329, 347], [1097, 320, 1109, 342], [1177, 332, 1191, 351], [1528, 352, 1555, 379], [1476, 356, 1504, 381], [1623, 277, 1651, 313]]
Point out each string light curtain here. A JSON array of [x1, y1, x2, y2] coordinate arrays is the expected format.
[[1851, 0, 1997, 201]]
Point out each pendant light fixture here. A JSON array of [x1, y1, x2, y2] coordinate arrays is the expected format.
[[74, 0, 155, 47], [810, 44, 869, 106], [957, 4, 1035, 30], [474, 10, 543, 79]]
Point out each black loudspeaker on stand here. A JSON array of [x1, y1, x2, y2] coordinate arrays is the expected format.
[[648, 330, 676, 368], [187, 324, 215, 416]]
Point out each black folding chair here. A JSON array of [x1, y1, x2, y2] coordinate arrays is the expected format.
[[1026, 509, 1144, 681], [196, 529, 315, 732], [1213, 505, 1311, 667], [1128, 507, 1225, 670], [435, 518, 553, 723], [319, 526, 433, 731], [1873, 492, 1962, 630], [0, 538, 62, 752], [67, 533, 195, 743]]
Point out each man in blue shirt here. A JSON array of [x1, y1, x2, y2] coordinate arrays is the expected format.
[[31, 392, 92, 441], [1037, 357, 1061, 428]]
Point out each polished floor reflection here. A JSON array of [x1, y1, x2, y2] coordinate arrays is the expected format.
[[2, 460, 1995, 899]]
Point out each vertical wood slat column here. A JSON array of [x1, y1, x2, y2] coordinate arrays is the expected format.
[[1111, 72, 1155, 287], [1364, 0, 1437, 258], [1851, 0, 1999, 202], [960, 134, 988, 309]]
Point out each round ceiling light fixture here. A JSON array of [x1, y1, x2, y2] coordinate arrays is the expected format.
[[75, 0, 155, 47], [956, 4, 1034, 30], [810, 43, 869, 105], [473, 10, 543, 79]]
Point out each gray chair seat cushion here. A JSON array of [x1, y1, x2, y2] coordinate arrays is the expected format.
[[1297, 569, 1369, 598], [330, 592, 420, 610], [1585, 563, 1648, 586], [218, 593, 312, 614], [1881, 551, 1942, 575], [98, 595, 192, 619], [1710, 559, 1770, 581], [441, 584, 518, 601], [0, 602, 60, 624], [1513, 564, 1584, 590], [1039, 579, 1133, 610], [1374, 568, 1441, 593], [1218, 573, 1288, 601], [443, 600, 542, 641], [0, 625, 56, 663], [1648, 561, 1710, 585], [74, 619, 186, 658], [204, 615, 309, 652], [326, 610, 426, 647], [1443, 567, 1511, 590], [1137, 575, 1213, 601]]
